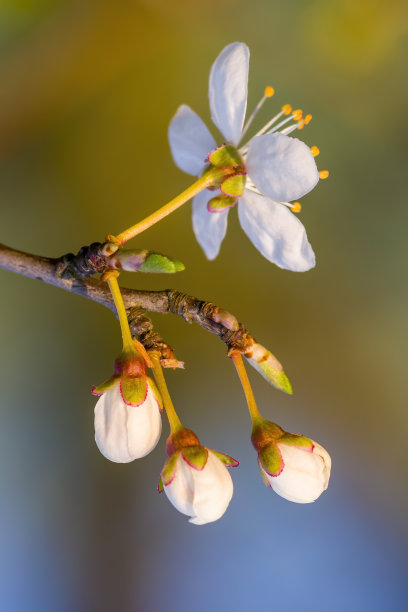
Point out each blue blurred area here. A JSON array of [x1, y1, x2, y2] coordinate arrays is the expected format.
[[1, 0, 407, 610]]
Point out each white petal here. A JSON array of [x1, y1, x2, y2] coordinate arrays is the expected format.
[[192, 188, 229, 260], [189, 452, 233, 524], [168, 104, 216, 175], [238, 191, 315, 271], [209, 42, 249, 146], [94, 380, 161, 463], [164, 454, 195, 517], [246, 132, 319, 201], [164, 451, 233, 525], [268, 441, 331, 503]]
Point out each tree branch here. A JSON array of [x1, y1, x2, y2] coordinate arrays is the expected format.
[[0, 242, 254, 357]]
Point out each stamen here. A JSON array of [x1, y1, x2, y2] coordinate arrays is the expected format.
[[304, 113, 312, 125], [291, 202, 302, 213], [282, 104, 292, 115], [319, 170, 329, 179], [292, 109, 303, 121], [310, 146, 320, 157], [240, 85, 275, 141]]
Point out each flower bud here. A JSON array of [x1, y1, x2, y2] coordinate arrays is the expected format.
[[244, 341, 292, 394], [159, 428, 238, 525], [252, 420, 331, 503], [92, 356, 163, 463], [108, 249, 185, 273]]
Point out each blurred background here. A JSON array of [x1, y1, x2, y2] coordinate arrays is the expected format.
[[1, 0, 407, 610]]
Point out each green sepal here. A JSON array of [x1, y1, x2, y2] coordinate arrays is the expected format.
[[161, 451, 180, 486], [147, 376, 163, 412], [120, 375, 148, 406], [279, 433, 314, 450], [157, 477, 164, 493], [258, 458, 272, 487], [139, 252, 185, 274], [259, 443, 284, 477], [210, 450, 239, 467], [221, 174, 246, 197], [208, 144, 243, 168], [207, 194, 237, 213], [181, 445, 208, 471], [91, 375, 118, 396]]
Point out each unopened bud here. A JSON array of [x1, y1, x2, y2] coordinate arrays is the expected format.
[[108, 249, 185, 273], [244, 341, 292, 394]]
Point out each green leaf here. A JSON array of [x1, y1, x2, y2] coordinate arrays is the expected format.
[[120, 376, 148, 406], [210, 450, 239, 467], [279, 433, 314, 450], [161, 451, 180, 485], [139, 253, 185, 274], [207, 194, 237, 213], [259, 443, 284, 477], [181, 445, 208, 470], [91, 376, 118, 396], [221, 174, 246, 197], [208, 144, 243, 167]]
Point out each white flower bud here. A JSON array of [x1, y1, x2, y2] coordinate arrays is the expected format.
[[94, 379, 162, 463], [261, 440, 331, 503], [164, 450, 234, 524]]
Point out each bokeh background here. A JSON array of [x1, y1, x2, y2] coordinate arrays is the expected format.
[[1, 0, 407, 610]]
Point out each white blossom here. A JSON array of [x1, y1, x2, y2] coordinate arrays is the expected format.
[[168, 42, 324, 271]]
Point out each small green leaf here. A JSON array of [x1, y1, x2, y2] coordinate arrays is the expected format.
[[259, 443, 284, 477], [157, 477, 164, 493], [209, 144, 243, 167], [182, 445, 208, 470], [207, 194, 237, 213], [161, 451, 180, 485], [120, 376, 148, 406], [210, 450, 239, 467], [91, 376, 118, 396], [221, 174, 246, 197], [139, 253, 185, 274], [279, 433, 314, 450]]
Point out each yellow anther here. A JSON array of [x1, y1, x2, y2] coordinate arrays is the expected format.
[[264, 86, 274, 98], [292, 109, 303, 121], [297, 121, 304, 130], [304, 113, 312, 125], [319, 170, 329, 179], [282, 104, 292, 115], [310, 145, 320, 157], [291, 202, 302, 213]]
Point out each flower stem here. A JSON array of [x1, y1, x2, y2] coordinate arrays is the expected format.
[[231, 352, 263, 425], [109, 167, 229, 246], [102, 270, 137, 355], [151, 353, 182, 434]]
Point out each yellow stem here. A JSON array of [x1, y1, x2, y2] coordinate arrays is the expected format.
[[110, 167, 228, 246], [231, 352, 263, 424], [151, 354, 182, 434], [103, 271, 136, 355]]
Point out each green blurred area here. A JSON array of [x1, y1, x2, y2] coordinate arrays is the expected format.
[[1, 0, 407, 609]]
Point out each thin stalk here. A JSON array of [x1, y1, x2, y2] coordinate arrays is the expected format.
[[111, 167, 229, 246], [102, 270, 136, 355], [151, 354, 182, 434], [231, 352, 262, 425]]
